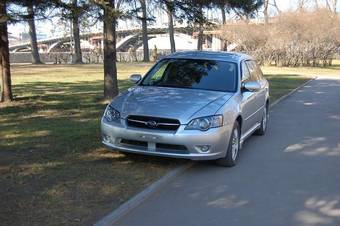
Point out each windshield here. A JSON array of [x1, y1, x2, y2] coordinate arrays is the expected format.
[[141, 58, 237, 92]]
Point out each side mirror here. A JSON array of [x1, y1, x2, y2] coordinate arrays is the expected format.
[[129, 74, 142, 84], [242, 81, 261, 92]]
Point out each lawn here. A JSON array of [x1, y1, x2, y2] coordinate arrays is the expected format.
[[0, 62, 337, 225]]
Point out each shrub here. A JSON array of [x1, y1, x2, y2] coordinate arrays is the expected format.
[[220, 10, 340, 67]]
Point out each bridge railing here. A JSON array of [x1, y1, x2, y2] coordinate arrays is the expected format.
[[10, 50, 267, 64], [10, 52, 74, 64], [10, 50, 175, 64]]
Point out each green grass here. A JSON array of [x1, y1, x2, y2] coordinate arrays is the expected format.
[[262, 59, 340, 78], [263, 60, 339, 100], [265, 74, 307, 101], [0, 62, 337, 225]]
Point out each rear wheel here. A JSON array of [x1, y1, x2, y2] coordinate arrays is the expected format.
[[216, 122, 240, 167], [255, 105, 268, 136]]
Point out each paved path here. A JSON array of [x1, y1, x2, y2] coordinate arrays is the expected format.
[[116, 78, 340, 226]]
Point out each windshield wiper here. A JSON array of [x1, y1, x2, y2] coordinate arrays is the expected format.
[[156, 84, 180, 88], [157, 84, 193, 89]]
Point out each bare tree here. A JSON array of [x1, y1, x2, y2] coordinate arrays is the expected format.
[[326, 0, 338, 14], [333, 0, 338, 14], [298, 0, 307, 10], [272, 0, 281, 14], [263, 0, 269, 24]]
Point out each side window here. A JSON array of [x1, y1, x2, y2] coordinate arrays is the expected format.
[[254, 61, 264, 80], [245, 61, 259, 81], [246, 60, 264, 81], [241, 61, 251, 82]]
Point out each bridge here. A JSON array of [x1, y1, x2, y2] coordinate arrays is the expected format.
[[9, 26, 200, 53], [9, 26, 230, 63]]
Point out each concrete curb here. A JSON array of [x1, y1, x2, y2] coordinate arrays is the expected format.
[[94, 162, 194, 226], [94, 76, 316, 226], [270, 77, 317, 108]]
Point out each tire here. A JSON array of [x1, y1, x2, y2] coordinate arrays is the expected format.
[[255, 105, 268, 136], [216, 122, 240, 167]]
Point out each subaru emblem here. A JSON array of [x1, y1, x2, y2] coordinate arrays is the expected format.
[[147, 120, 157, 128]]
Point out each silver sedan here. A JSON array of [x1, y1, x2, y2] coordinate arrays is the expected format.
[[101, 51, 269, 166]]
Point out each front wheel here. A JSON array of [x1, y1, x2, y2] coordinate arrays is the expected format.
[[255, 105, 268, 136], [216, 122, 240, 167]]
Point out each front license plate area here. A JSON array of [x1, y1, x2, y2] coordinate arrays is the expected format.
[[147, 142, 156, 152]]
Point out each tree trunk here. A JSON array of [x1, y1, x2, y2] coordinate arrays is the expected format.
[[0, 0, 13, 102], [332, 0, 337, 14], [197, 6, 203, 50], [264, 0, 269, 24], [298, 0, 306, 10], [72, 0, 83, 64], [166, 3, 176, 53], [140, 0, 149, 62], [103, 0, 118, 100], [220, 6, 227, 51], [27, 1, 42, 64], [220, 6, 226, 24], [326, 0, 338, 13], [197, 23, 204, 50], [272, 0, 281, 14]]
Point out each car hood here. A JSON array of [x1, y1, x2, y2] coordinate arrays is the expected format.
[[111, 86, 233, 124]]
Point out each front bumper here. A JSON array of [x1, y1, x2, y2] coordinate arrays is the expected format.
[[101, 118, 232, 160]]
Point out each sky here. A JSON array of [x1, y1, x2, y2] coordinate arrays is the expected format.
[[7, 0, 339, 39]]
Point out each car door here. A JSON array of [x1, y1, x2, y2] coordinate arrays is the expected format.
[[240, 61, 259, 135], [246, 60, 267, 123]]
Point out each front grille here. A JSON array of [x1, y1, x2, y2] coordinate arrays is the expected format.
[[126, 115, 180, 131]]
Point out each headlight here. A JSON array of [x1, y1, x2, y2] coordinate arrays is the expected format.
[[185, 115, 223, 131], [104, 105, 121, 122]]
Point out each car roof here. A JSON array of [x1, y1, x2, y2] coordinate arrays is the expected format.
[[162, 51, 252, 63]]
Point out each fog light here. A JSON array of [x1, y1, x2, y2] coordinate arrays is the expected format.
[[195, 145, 211, 153], [102, 134, 111, 143]]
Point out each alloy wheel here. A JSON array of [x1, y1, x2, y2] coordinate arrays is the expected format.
[[231, 128, 239, 161]]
